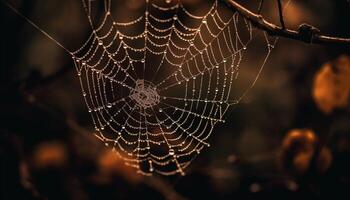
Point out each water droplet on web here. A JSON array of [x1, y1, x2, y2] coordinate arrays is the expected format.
[[169, 149, 174, 156], [67, 0, 277, 175]]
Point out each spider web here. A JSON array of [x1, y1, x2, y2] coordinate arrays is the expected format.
[[71, 0, 275, 176]]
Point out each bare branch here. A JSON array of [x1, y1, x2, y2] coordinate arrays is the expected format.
[[222, 0, 350, 46], [276, 0, 285, 29], [258, 0, 264, 14]]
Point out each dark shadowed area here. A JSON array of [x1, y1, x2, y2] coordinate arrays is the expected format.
[[1, 0, 349, 200]]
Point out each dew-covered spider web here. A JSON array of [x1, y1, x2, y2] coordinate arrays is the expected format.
[[69, 0, 276, 176]]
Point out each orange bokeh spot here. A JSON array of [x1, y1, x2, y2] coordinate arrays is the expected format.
[[313, 55, 350, 114]]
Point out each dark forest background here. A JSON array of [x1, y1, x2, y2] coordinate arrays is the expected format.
[[1, 0, 350, 199]]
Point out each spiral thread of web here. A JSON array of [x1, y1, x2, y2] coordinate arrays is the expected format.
[[71, 0, 275, 176]]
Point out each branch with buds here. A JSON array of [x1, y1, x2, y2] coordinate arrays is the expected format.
[[222, 0, 350, 46]]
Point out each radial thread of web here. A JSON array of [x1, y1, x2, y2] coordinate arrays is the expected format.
[[71, 0, 275, 176]]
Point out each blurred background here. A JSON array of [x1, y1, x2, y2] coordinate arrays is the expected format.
[[1, 0, 350, 199]]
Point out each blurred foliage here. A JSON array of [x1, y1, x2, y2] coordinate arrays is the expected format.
[[1, 0, 350, 200], [312, 55, 350, 114]]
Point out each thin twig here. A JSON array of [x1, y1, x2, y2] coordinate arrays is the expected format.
[[22, 64, 73, 92], [258, 0, 264, 14], [66, 118, 188, 200], [222, 0, 350, 46], [144, 177, 188, 200], [277, 0, 285, 29]]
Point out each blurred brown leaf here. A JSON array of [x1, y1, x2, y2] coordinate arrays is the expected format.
[[279, 128, 332, 175], [33, 142, 68, 168], [313, 55, 350, 114], [96, 149, 142, 184]]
